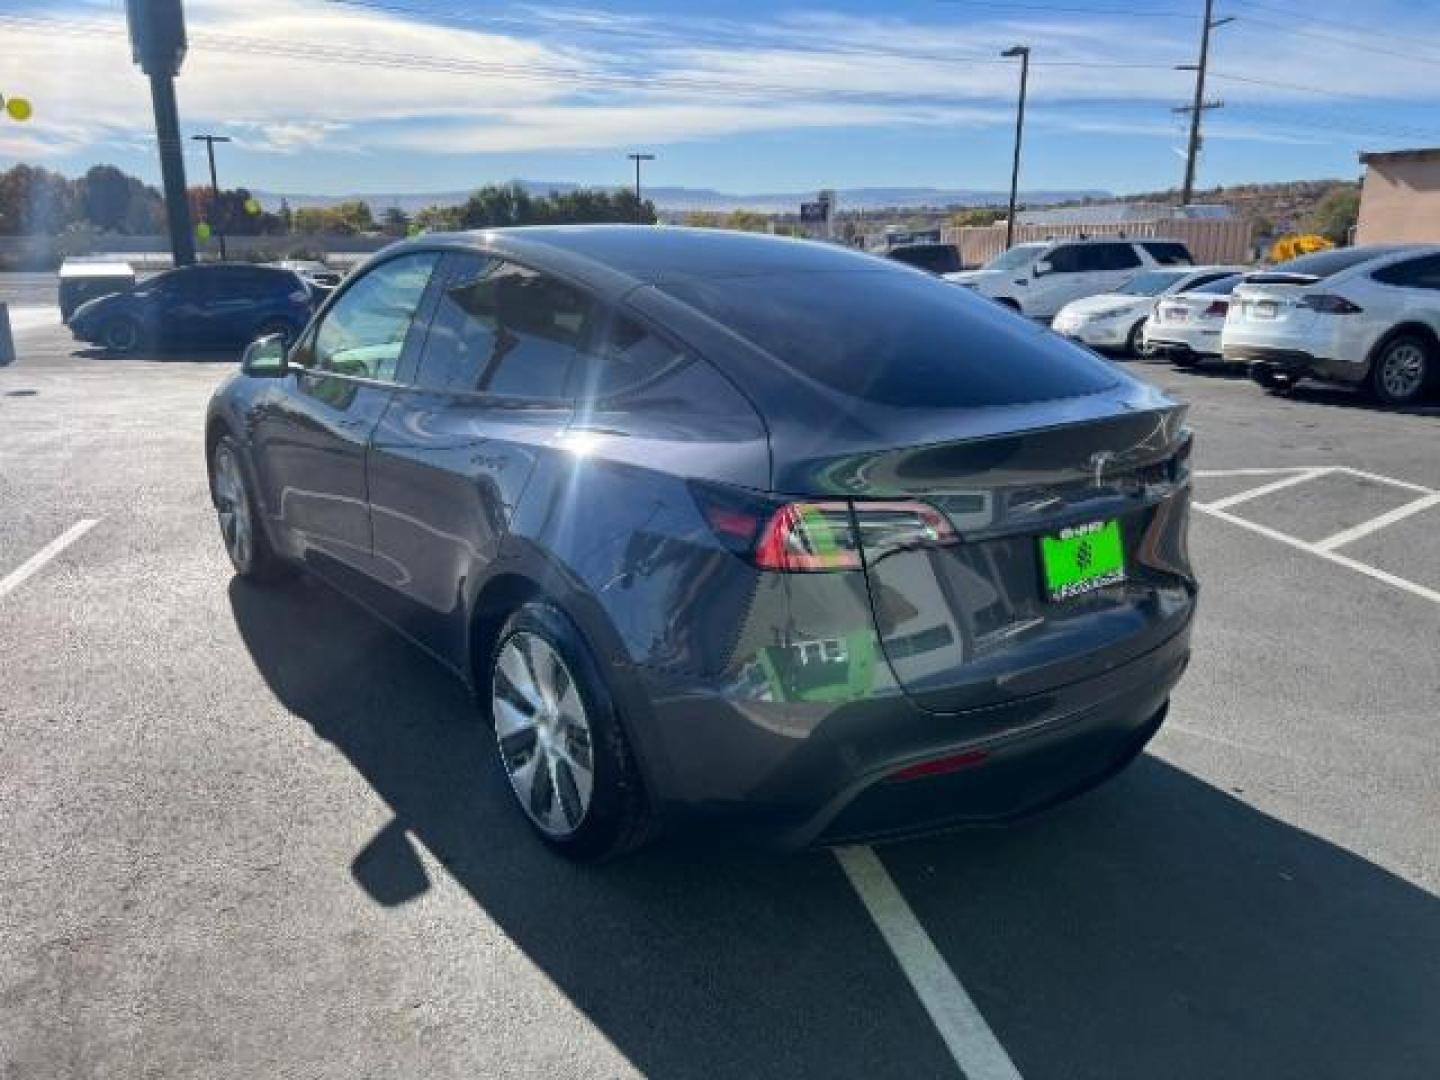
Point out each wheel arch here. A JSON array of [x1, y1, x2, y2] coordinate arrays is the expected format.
[[1367, 321, 1439, 370]]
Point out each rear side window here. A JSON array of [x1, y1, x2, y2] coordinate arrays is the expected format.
[[574, 314, 688, 400], [661, 270, 1119, 408], [1372, 254, 1440, 290], [888, 245, 962, 275], [414, 255, 594, 399], [1142, 242, 1194, 266]]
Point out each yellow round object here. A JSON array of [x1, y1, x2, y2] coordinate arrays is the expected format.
[[6, 97, 33, 122], [196, 221, 213, 241], [244, 198, 261, 216]]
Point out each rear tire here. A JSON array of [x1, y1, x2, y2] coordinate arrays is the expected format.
[[1369, 333, 1432, 406], [210, 434, 293, 583], [101, 316, 144, 355], [488, 602, 652, 861], [1125, 320, 1146, 357]]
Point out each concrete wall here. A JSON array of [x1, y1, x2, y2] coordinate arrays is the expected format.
[[1357, 155, 1440, 245], [941, 217, 1255, 269], [0, 233, 393, 270]]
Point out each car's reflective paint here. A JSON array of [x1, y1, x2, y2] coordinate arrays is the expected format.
[[207, 226, 1196, 844]]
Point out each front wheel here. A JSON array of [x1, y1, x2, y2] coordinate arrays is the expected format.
[[1125, 320, 1146, 357], [1370, 334, 1432, 406], [101, 316, 144, 355], [210, 435, 292, 582], [489, 602, 651, 861]]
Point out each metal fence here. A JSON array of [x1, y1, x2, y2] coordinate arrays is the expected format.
[[941, 217, 1256, 268]]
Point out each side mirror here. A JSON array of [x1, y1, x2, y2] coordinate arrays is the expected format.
[[1033, 259, 1053, 277], [240, 333, 289, 378]]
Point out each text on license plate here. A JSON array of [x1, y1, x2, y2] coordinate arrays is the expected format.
[[1039, 519, 1126, 600]]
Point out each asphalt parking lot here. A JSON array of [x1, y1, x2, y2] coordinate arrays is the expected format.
[[2, 289, 1438, 1079]]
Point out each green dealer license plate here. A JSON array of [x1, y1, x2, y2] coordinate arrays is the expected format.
[[1039, 519, 1126, 601]]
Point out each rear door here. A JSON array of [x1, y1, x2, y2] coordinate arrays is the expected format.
[[251, 250, 443, 576], [365, 252, 593, 659]]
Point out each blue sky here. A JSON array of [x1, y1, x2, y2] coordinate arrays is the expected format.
[[3, 0, 1440, 198]]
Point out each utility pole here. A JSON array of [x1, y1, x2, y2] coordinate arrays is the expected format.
[[1001, 45, 1030, 250], [192, 133, 231, 260], [126, 0, 195, 266], [1174, 0, 1233, 206], [628, 153, 655, 224]]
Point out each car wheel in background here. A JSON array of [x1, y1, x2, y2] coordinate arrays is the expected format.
[[1369, 333, 1432, 406], [1125, 321, 1146, 357], [1171, 352, 1201, 369], [210, 434, 293, 583], [488, 602, 651, 861], [1251, 366, 1296, 395], [101, 316, 144, 355]]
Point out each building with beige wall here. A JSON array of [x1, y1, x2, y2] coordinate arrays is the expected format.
[[1357, 148, 1440, 245]]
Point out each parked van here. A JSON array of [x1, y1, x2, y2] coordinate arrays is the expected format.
[[947, 238, 1194, 320], [58, 259, 136, 323]]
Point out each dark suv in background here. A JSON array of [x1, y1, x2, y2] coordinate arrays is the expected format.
[[69, 263, 312, 355]]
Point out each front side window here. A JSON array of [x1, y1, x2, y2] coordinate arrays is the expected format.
[[414, 256, 593, 399], [312, 252, 440, 382], [1093, 243, 1143, 271], [1044, 245, 1085, 273], [1142, 241, 1194, 266], [981, 245, 1044, 273]]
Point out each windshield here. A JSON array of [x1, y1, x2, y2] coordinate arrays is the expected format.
[[980, 245, 1045, 273], [1117, 270, 1188, 296]]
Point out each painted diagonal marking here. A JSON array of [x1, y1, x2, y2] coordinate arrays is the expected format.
[[1313, 492, 1440, 552], [0, 519, 100, 600], [835, 846, 1024, 1080], [1195, 503, 1440, 606], [1197, 468, 1331, 512]]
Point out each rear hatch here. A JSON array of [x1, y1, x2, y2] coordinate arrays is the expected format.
[[1227, 274, 1321, 334], [840, 407, 1195, 713], [1153, 291, 1228, 329]]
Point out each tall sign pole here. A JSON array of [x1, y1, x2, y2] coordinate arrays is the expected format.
[[126, 0, 195, 266], [1002, 45, 1030, 250]]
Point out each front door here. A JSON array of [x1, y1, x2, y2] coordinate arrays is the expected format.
[[250, 250, 443, 576]]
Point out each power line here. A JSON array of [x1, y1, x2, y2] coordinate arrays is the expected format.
[[1231, 12, 1440, 67], [1224, 0, 1440, 51], [938, 1, 1196, 17]]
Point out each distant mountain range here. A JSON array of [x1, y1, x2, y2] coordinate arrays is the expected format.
[[253, 182, 1111, 215]]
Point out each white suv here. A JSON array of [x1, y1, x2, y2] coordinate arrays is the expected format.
[[946, 238, 1194, 321], [1223, 245, 1440, 405]]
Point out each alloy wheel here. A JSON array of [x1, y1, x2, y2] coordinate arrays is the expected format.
[[492, 632, 595, 837], [1380, 342, 1426, 402], [212, 445, 253, 569], [105, 319, 139, 353]]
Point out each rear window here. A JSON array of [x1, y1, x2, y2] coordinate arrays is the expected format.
[[1141, 242, 1194, 266], [887, 244, 963, 275], [1262, 247, 1404, 280], [660, 270, 1120, 408], [1186, 273, 1243, 295], [1118, 270, 1187, 295]]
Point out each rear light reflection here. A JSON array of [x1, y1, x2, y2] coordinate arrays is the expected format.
[[1204, 300, 1229, 317], [889, 749, 990, 782], [1298, 294, 1363, 315]]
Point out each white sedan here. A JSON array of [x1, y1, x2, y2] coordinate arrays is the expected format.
[[1142, 272, 1245, 366], [1051, 266, 1242, 354]]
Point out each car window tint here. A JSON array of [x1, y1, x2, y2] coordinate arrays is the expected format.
[[313, 252, 439, 382], [1094, 243, 1142, 271], [415, 258, 591, 398], [1373, 254, 1440, 290], [660, 269, 1119, 408], [1142, 242, 1193, 266], [575, 313, 688, 400], [1045, 245, 1085, 273], [1187, 273, 1243, 295]]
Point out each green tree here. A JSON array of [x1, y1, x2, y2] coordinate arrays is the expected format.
[[1301, 186, 1360, 245], [0, 165, 75, 235], [948, 207, 1006, 228], [381, 205, 410, 236], [412, 203, 462, 232], [78, 165, 132, 232]]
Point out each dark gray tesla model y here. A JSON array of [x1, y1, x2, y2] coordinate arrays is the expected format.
[[206, 225, 1196, 860]]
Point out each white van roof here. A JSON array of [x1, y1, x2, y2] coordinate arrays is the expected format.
[[59, 260, 135, 279]]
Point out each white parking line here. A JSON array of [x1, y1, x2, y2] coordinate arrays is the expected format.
[[0, 519, 99, 599], [1194, 503, 1440, 606], [836, 846, 1024, 1080], [1313, 492, 1440, 553], [1199, 467, 1331, 511]]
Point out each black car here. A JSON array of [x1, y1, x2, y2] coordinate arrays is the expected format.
[[70, 263, 312, 355], [206, 226, 1197, 860], [886, 242, 964, 275]]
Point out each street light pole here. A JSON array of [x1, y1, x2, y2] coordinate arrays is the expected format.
[[1001, 45, 1030, 250], [627, 153, 655, 224], [192, 133, 231, 260]]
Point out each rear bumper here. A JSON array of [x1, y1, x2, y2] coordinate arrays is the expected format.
[[1143, 328, 1224, 361], [1224, 345, 1364, 386], [640, 614, 1192, 848]]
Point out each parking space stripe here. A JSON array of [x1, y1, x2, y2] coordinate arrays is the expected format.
[[1195, 503, 1440, 606], [1198, 468, 1331, 512], [0, 519, 99, 600], [1313, 492, 1440, 553], [1334, 466, 1437, 498], [835, 846, 1024, 1080]]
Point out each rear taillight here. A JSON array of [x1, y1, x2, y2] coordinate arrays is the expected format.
[[691, 484, 955, 573], [1298, 294, 1363, 314], [1204, 300, 1229, 317]]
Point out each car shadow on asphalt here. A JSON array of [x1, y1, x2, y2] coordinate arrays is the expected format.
[[228, 574, 1440, 1080], [72, 346, 242, 364]]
